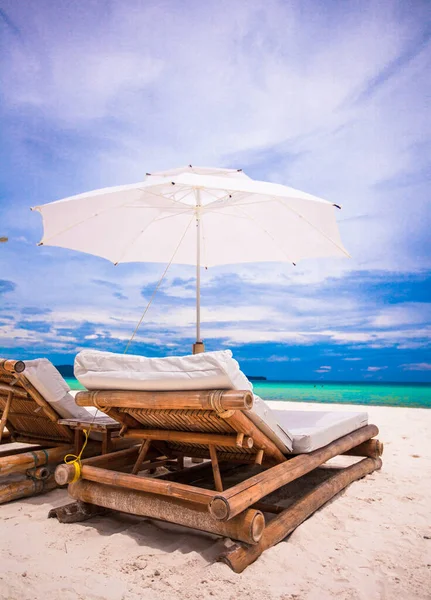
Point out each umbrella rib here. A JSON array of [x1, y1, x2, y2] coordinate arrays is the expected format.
[[112, 215, 160, 265], [230, 206, 297, 264], [114, 212, 194, 264], [273, 198, 351, 257]]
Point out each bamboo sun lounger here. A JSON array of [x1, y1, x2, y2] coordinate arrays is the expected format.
[[49, 350, 383, 572], [0, 358, 128, 504]]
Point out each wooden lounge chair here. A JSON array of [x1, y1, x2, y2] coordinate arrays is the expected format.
[[0, 358, 128, 504], [51, 387, 383, 572]]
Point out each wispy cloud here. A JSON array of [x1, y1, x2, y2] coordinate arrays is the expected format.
[[400, 363, 431, 372]]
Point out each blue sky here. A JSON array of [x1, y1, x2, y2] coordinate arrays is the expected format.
[[0, 0, 430, 381]]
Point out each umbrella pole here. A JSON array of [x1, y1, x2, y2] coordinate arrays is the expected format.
[[193, 190, 205, 355]]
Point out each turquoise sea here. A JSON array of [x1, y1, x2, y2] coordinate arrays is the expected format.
[[65, 379, 431, 409]]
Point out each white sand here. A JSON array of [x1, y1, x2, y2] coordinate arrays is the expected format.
[[1, 402, 430, 600]]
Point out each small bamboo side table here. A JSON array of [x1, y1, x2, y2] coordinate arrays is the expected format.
[[58, 417, 121, 455]]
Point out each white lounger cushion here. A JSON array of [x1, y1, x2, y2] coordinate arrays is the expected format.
[[74, 349, 293, 453], [24, 359, 116, 437], [75, 349, 253, 392], [272, 409, 368, 453]]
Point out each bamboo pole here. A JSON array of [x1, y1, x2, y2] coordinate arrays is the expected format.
[[0, 444, 50, 458], [344, 439, 383, 459], [0, 360, 25, 375], [69, 479, 266, 545], [209, 425, 379, 521], [0, 474, 57, 505], [220, 457, 382, 572], [219, 410, 287, 462], [0, 391, 12, 443], [55, 446, 141, 486], [76, 389, 254, 412], [0, 445, 74, 477], [132, 439, 152, 474], [123, 428, 253, 449], [29, 466, 51, 480], [65, 464, 216, 505]]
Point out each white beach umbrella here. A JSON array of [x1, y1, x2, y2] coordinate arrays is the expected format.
[[32, 166, 349, 351]]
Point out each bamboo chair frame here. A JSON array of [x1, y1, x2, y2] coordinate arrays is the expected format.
[[0, 359, 126, 504], [52, 388, 383, 571]]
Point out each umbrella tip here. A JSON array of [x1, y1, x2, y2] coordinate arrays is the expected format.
[[333, 203, 342, 210], [292, 262, 296, 267], [237, 168, 242, 172], [146, 172, 151, 176], [37, 242, 44, 246]]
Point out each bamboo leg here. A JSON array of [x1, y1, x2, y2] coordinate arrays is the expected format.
[[220, 457, 382, 572], [132, 439, 151, 475], [0, 429, 11, 444], [209, 445, 223, 492], [101, 430, 111, 455], [74, 428, 84, 454], [0, 391, 12, 444], [254, 449, 264, 465]]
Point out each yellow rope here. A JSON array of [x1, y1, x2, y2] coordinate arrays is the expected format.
[[63, 428, 90, 482]]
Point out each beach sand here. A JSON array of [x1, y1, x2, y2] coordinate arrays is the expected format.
[[0, 401, 430, 600]]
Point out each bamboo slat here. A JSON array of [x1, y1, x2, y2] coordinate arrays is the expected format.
[[0, 383, 27, 398]]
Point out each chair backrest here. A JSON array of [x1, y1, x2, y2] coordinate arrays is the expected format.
[[0, 359, 74, 445], [75, 389, 287, 465], [74, 349, 293, 453]]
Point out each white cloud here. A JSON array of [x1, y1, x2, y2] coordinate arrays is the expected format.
[[267, 355, 301, 362], [400, 363, 431, 371], [366, 366, 388, 372]]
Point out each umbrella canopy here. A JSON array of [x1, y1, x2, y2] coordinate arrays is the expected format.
[[32, 166, 349, 349]]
